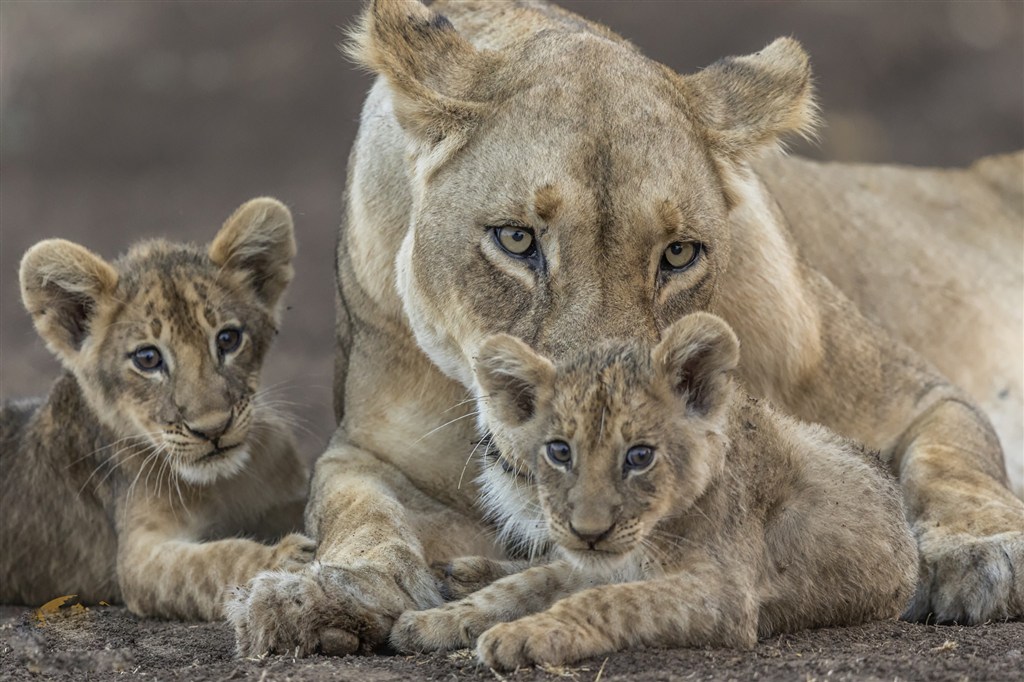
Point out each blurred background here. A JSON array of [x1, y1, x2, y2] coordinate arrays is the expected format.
[[2, 1, 1022, 461]]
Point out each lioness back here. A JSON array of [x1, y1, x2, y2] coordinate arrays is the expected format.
[[0, 198, 313, 619]]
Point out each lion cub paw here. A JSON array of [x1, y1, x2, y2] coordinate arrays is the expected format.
[[432, 556, 526, 601], [391, 602, 497, 653], [906, 528, 1024, 623], [476, 614, 583, 670], [270, 533, 316, 571]]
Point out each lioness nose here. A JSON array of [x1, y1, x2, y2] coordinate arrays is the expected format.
[[569, 521, 615, 547], [184, 413, 234, 442]]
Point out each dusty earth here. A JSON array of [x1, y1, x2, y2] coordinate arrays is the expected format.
[[1, 605, 1022, 682], [1, 2, 1022, 682]]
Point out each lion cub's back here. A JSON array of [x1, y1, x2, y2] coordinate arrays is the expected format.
[[1, 394, 121, 605]]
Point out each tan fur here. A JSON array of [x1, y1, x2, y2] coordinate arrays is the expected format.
[[391, 314, 918, 668], [1, 198, 312, 620], [227, 0, 1023, 656]]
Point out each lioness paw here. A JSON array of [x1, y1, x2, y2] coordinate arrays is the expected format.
[[270, 533, 316, 571], [476, 615, 581, 670], [906, 528, 1024, 623], [226, 563, 393, 658]]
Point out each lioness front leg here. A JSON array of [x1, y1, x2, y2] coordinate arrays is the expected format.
[[118, 520, 314, 621], [227, 438, 490, 656], [477, 570, 757, 670], [392, 560, 590, 653]]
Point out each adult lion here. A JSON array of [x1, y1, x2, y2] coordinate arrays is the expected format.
[[228, 0, 1023, 656]]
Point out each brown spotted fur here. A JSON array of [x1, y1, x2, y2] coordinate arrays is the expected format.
[[391, 314, 918, 669], [0, 198, 312, 620]]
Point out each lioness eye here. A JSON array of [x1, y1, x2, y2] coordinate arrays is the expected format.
[[624, 445, 655, 472], [132, 346, 163, 372], [545, 440, 572, 468], [216, 328, 243, 353], [661, 241, 700, 271], [493, 226, 537, 258]]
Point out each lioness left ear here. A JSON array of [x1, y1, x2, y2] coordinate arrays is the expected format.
[[653, 313, 740, 417], [683, 37, 817, 163], [344, 0, 500, 167], [209, 197, 296, 318], [474, 334, 556, 428]]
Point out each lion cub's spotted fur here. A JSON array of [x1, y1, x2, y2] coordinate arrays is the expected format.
[[392, 313, 918, 669], [0, 198, 312, 620]]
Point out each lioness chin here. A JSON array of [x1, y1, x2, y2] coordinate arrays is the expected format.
[[227, 0, 1023, 656]]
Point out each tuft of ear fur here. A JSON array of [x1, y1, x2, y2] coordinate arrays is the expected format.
[[209, 197, 296, 317], [684, 37, 818, 163], [653, 313, 740, 418], [344, 0, 498, 159], [474, 334, 556, 428], [20, 239, 118, 361]]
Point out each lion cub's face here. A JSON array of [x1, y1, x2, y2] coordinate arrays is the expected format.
[[19, 198, 295, 485], [475, 313, 740, 571]]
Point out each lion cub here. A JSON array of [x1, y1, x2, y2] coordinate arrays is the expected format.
[[1, 198, 312, 620], [392, 313, 919, 669]]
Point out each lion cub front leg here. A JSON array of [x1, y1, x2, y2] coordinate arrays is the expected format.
[[391, 560, 590, 653], [432, 556, 534, 601], [477, 568, 757, 670], [118, 515, 314, 621]]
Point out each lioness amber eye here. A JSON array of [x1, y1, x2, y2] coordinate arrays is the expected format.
[[216, 328, 242, 353], [493, 226, 537, 258], [661, 241, 700, 271], [624, 445, 655, 471], [132, 346, 163, 372], [546, 440, 572, 468]]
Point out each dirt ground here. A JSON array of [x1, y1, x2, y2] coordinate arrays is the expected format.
[[1, 2, 1022, 682], [2, 605, 1022, 682]]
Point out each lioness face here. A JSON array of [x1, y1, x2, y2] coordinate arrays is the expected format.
[[20, 198, 296, 485], [398, 35, 730, 386], [475, 314, 740, 568]]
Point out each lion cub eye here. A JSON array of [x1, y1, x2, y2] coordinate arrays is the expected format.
[[493, 226, 537, 258], [132, 346, 163, 372], [545, 440, 572, 469], [216, 328, 243, 354], [624, 445, 656, 472], [661, 241, 701, 271]]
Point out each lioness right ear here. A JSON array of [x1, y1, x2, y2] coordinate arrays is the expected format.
[[683, 37, 817, 163], [20, 239, 118, 362], [653, 313, 740, 418], [474, 334, 556, 428], [209, 197, 296, 320], [344, 0, 499, 166]]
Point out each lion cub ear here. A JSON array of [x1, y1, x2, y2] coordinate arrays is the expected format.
[[345, 0, 498, 166], [20, 239, 118, 363], [474, 334, 556, 428], [683, 37, 817, 163], [209, 197, 296, 319], [653, 313, 740, 418]]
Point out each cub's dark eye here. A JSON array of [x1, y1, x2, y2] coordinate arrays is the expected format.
[[132, 346, 163, 372], [493, 226, 537, 258], [216, 328, 243, 354], [545, 440, 572, 468], [661, 241, 700, 271], [624, 445, 656, 472]]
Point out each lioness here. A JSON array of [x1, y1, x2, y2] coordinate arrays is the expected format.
[[228, 0, 1023, 655], [0, 198, 312, 620], [391, 313, 918, 668]]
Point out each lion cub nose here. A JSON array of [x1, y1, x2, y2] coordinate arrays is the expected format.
[[569, 521, 615, 548], [184, 413, 234, 442]]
